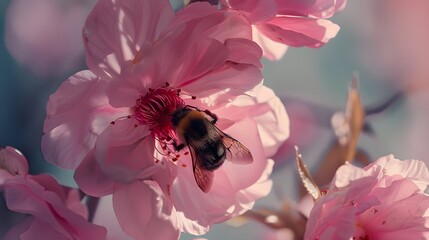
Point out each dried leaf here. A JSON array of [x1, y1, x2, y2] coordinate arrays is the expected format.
[[344, 74, 365, 161], [295, 146, 321, 200], [302, 75, 365, 197]]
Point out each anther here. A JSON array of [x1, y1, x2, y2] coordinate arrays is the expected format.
[[191, 96, 197, 100], [165, 82, 170, 87], [110, 121, 115, 125]]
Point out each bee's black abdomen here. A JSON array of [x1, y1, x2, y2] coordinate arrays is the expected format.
[[200, 140, 226, 171]]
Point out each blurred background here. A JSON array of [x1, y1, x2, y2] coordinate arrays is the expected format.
[[1, 0, 428, 239]]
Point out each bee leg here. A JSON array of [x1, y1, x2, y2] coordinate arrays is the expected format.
[[173, 141, 185, 152], [203, 109, 218, 124]]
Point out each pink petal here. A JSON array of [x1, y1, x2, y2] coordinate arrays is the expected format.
[[369, 155, 429, 191], [107, 9, 254, 107], [157, 10, 257, 91], [232, 159, 274, 215], [214, 86, 289, 157], [360, 180, 429, 239], [256, 17, 340, 48], [252, 26, 288, 60], [277, 0, 347, 18], [172, 211, 208, 236], [332, 174, 380, 214], [105, 76, 143, 108], [94, 119, 156, 182], [4, 176, 107, 239], [83, 0, 175, 80], [93, 196, 134, 240], [0, 146, 28, 182], [170, 38, 229, 89], [212, 118, 267, 191], [151, 159, 178, 193], [175, 3, 252, 41], [74, 150, 114, 197], [223, 0, 278, 23], [20, 219, 70, 240], [65, 189, 88, 219], [334, 163, 369, 188], [182, 63, 263, 103], [225, 38, 263, 68], [3, 217, 33, 240], [169, 37, 262, 93], [151, 161, 203, 235], [29, 174, 67, 201], [42, 70, 128, 169], [245, 86, 289, 157], [174, 2, 218, 25], [113, 180, 180, 240], [305, 197, 356, 240]]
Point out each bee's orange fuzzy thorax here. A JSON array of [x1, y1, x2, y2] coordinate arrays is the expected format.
[[176, 111, 205, 138]]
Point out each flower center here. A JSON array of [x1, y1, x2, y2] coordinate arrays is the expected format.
[[134, 85, 185, 139]]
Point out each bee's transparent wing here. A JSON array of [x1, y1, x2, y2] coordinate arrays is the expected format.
[[212, 125, 253, 165], [187, 140, 214, 193]]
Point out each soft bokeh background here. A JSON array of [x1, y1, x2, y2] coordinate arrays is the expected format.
[[1, 0, 428, 239]]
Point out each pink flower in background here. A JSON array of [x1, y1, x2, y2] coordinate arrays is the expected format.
[[42, 0, 289, 239], [5, 0, 96, 77], [0, 146, 107, 240], [220, 0, 345, 60], [305, 155, 429, 240]]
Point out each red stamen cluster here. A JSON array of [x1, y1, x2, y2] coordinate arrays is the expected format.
[[134, 85, 185, 139]]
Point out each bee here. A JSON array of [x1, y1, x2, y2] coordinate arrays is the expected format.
[[171, 105, 253, 193]]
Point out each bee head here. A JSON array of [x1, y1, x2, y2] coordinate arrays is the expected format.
[[171, 107, 192, 127]]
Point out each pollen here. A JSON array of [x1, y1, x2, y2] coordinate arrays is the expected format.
[[134, 86, 185, 139]]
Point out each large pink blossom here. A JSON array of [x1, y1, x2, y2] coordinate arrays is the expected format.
[[304, 155, 429, 240], [220, 0, 345, 60], [42, 0, 289, 239], [0, 146, 107, 240]]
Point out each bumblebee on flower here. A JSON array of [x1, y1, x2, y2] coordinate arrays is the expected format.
[[42, 0, 289, 239]]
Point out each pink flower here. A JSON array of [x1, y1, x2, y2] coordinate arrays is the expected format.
[[5, 0, 96, 77], [220, 0, 345, 60], [304, 155, 429, 240], [0, 146, 107, 240], [42, 0, 289, 239]]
